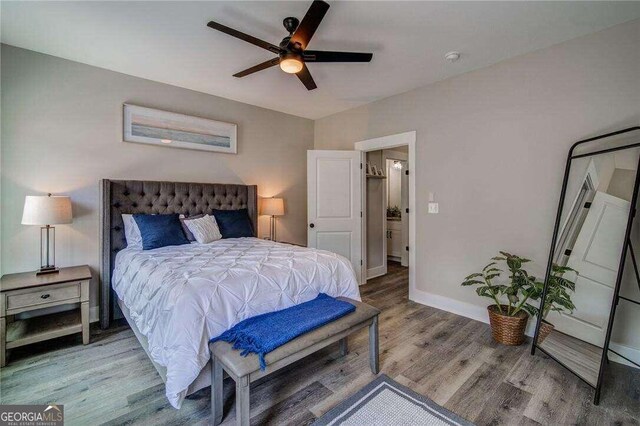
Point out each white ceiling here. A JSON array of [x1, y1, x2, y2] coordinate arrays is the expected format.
[[2, 1, 639, 119]]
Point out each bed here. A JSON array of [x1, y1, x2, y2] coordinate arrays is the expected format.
[[99, 179, 360, 408]]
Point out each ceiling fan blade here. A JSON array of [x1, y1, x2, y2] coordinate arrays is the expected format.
[[288, 0, 330, 50], [303, 51, 373, 63], [296, 65, 317, 90], [207, 21, 280, 54], [233, 58, 280, 78]]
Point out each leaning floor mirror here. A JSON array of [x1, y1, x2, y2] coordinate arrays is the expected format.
[[532, 126, 640, 404]]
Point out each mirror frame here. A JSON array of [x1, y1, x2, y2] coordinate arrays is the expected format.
[[531, 126, 640, 405]]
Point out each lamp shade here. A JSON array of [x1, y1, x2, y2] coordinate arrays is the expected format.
[[22, 195, 73, 225], [260, 197, 284, 216]]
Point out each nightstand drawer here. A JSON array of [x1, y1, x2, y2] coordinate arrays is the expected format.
[[6, 283, 80, 312]]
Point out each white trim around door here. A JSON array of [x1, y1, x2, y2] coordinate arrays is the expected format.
[[354, 131, 417, 299]]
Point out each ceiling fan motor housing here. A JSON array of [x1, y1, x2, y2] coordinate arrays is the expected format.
[[283, 17, 300, 34]]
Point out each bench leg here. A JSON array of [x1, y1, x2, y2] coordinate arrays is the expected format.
[[339, 337, 348, 357], [236, 375, 250, 426], [211, 356, 224, 425], [369, 315, 379, 374]]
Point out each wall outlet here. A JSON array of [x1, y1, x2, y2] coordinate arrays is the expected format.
[[428, 202, 439, 214]]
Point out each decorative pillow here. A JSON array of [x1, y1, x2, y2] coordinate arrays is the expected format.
[[179, 214, 205, 241], [212, 209, 254, 239], [122, 214, 143, 249], [184, 214, 223, 244], [133, 214, 190, 250]]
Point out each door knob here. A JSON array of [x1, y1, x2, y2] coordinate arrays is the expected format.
[[309, 223, 315, 228]]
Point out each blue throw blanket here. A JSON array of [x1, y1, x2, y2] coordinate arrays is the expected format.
[[210, 293, 356, 370]]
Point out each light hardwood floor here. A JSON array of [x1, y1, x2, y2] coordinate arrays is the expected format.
[[1, 262, 638, 425]]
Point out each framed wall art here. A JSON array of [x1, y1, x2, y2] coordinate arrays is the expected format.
[[123, 104, 237, 154]]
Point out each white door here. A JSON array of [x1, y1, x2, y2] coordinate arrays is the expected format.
[[307, 150, 363, 284], [400, 160, 409, 267], [550, 191, 631, 346]]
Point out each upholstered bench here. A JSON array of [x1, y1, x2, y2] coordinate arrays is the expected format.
[[209, 297, 380, 426]]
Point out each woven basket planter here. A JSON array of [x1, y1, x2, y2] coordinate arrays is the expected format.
[[537, 321, 555, 344], [487, 305, 528, 346]]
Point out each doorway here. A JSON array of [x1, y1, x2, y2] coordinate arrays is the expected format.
[[364, 147, 409, 280], [355, 132, 416, 296]]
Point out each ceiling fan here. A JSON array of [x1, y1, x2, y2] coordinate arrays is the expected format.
[[207, 0, 373, 90]]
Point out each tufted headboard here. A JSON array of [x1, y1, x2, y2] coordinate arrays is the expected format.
[[99, 179, 258, 328]]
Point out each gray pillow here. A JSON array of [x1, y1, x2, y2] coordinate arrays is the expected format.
[[184, 214, 222, 244], [179, 214, 205, 241]]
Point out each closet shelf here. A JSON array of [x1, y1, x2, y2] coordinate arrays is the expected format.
[[366, 174, 387, 179]]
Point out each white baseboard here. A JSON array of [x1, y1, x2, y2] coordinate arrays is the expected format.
[[410, 288, 489, 323], [367, 265, 387, 280], [90, 306, 99, 323], [409, 287, 537, 337], [609, 342, 640, 368]]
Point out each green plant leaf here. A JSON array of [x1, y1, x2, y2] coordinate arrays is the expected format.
[[464, 272, 483, 280], [482, 262, 497, 272], [522, 303, 539, 316]]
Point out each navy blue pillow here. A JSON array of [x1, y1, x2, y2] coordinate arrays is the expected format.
[[133, 214, 190, 250], [213, 209, 254, 238]]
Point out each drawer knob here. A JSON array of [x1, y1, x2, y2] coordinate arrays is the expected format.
[[41, 294, 50, 299]]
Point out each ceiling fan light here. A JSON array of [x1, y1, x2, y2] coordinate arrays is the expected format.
[[280, 57, 304, 74]]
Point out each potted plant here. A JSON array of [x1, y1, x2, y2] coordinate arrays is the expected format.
[[387, 206, 401, 219], [462, 252, 540, 346], [532, 264, 577, 343]]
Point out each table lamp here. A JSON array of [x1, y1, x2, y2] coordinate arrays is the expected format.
[[260, 197, 284, 241], [22, 194, 72, 275]]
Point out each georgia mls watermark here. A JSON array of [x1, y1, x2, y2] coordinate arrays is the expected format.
[[0, 405, 63, 426]]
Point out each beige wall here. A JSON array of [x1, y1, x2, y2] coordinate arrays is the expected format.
[[1, 45, 314, 312], [315, 20, 640, 335]]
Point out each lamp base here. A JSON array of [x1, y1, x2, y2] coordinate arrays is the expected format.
[[36, 266, 59, 276]]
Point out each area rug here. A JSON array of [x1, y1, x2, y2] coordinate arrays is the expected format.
[[313, 375, 474, 425]]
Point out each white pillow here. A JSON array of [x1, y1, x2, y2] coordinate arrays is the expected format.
[[184, 214, 222, 244], [121, 214, 142, 249]]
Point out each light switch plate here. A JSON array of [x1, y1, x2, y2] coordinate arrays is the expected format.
[[428, 202, 439, 214]]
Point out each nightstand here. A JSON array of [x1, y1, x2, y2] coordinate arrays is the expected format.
[[0, 265, 91, 367]]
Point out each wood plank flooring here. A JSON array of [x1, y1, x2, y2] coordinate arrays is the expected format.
[[1, 262, 638, 425], [538, 329, 603, 387]]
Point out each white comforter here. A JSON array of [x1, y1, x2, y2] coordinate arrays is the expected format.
[[112, 237, 360, 408]]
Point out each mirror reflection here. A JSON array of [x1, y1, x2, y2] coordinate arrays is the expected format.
[[538, 145, 640, 387]]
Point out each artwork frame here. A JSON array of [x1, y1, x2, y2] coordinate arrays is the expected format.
[[123, 104, 237, 154]]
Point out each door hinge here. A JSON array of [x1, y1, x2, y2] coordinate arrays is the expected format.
[[360, 162, 363, 170], [564, 249, 572, 256], [406, 246, 409, 251], [405, 208, 409, 214], [360, 211, 363, 218], [360, 259, 363, 265], [405, 170, 409, 175], [584, 202, 592, 209]]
